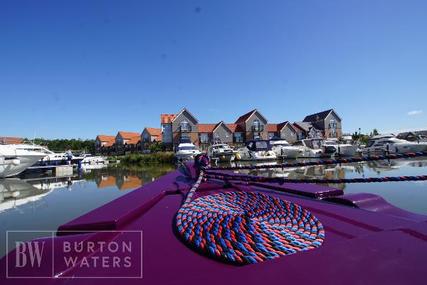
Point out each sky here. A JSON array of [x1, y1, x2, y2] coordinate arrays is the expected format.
[[0, 0, 426, 139]]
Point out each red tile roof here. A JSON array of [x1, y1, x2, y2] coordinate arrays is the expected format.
[[235, 109, 257, 124], [0, 137, 23, 144], [161, 114, 176, 124], [118, 131, 140, 139], [226, 124, 244, 132], [267, 124, 278, 132], [96, 135, 115, 147], [198, 124, 216, 133], [117, 131, 140, 145], [145, 128, 161, 136]]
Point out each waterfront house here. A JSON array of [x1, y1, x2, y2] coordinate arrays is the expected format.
[[161, 108, 199, 149], [302, 109, 342, 138], [198, 122, 233, 150], [226, 124, 245, 145], [293, 122, 322, 140], [267, 122, 298, 143], [141, 128, 162, 143], [160, 114, 176, 149], [95, 135, 115, 154], [0, 136, 23, 145], [234, 109, 268, 141], [115, 131, 140, 153]]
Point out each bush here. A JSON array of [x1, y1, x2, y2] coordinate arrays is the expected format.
[[120, 152, 175, 166]]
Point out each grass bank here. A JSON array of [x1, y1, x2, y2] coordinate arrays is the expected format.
[[117, 152, 175, 167]]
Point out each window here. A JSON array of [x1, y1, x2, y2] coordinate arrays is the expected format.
[[200, 133, 209, 144], [234, 132, 243, 143], [329, 119, 337, 138], [252, 119, 263, 132], [180, 120, 191, 132]]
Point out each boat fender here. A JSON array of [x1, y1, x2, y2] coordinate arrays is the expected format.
[[12, 159, 20, 165], [235, 152, 241, 160]]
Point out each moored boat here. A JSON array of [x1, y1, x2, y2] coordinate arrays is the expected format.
[[0, 145, 47, 178], [361, 135, 427, 155], [175, 142, 201, 161], [235, 140, 277, 161], [322, 139, 358, 157], [207, 143, 236, 163], [270, 139, 302, 159]]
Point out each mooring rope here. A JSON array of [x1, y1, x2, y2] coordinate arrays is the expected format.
[[204, 171, 427, 184], [207, 151, 427, 171], [174, 157, 325, 265]]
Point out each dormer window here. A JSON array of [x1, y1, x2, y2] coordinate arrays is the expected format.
[[180, 120, 191, 132]]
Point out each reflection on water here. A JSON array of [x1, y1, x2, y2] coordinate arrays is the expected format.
[[0, 165, 175, 258], [230, 158, 427, 215]]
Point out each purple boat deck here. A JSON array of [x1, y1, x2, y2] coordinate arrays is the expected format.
[[1, 163, 427, 284]]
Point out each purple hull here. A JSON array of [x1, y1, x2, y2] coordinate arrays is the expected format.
[[1, 163, 427, 284]]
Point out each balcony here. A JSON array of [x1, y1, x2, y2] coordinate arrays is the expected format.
[[179, 125, 192, 133], [251, 125, 264, 132]]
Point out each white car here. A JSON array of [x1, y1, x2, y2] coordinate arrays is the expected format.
[[175, 143, 201, 161]]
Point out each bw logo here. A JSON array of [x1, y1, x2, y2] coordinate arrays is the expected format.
[[15, 241, 45, 268]]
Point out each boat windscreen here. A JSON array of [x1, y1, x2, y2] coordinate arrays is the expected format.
[[178, 146, 195, 151]]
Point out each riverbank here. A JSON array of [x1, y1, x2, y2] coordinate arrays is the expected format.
[[111, 152, 175, 169]]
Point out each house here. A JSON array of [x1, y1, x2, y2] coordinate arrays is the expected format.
[[115, 131, 141, 153], [141, 128, 162, 143], [160, 114, 176, 147], [226, 124, 245, 145], [302, 109, 342, 138], [95, 135, 115, 153], [234, 109, 268, 141], [267, 121, 298, 143], [198, 122, 233, 150], [293, 122, 322, 140], [0, 136, 23, 145], [161, 108, 199, 149]]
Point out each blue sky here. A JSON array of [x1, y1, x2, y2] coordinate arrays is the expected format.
[[1, 0, 426, 139]]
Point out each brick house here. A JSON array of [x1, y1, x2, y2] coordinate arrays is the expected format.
[[95, 135, 115, 153], [293, 122, 323, 140], [266, 121, 298, 143], [115, 131, 140, 153], [161, 108, 199, 149], [302, 109, 342, 139], [234, 109, 268, 141], [198, 121, 233, 150], [141, 128, 162, 143]]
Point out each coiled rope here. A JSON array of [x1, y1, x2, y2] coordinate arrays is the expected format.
[[207, 151, 427, 171], [175, 159, 325, 265]]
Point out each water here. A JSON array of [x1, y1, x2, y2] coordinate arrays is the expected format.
[[1, 158, 427, 258], [0, 165, 174, 258]]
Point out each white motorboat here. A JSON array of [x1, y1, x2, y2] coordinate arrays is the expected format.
[[235, 140, 277, 161], [270, 140, 302, 159], [175, 143, 202, 161], [207, 144, 236, 163], [80, 154, 109, 167], [0, 145, 47, 178], [295, 139, 324, 158], [322, 139, 358, 157], [361, 136, 427, 155]]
